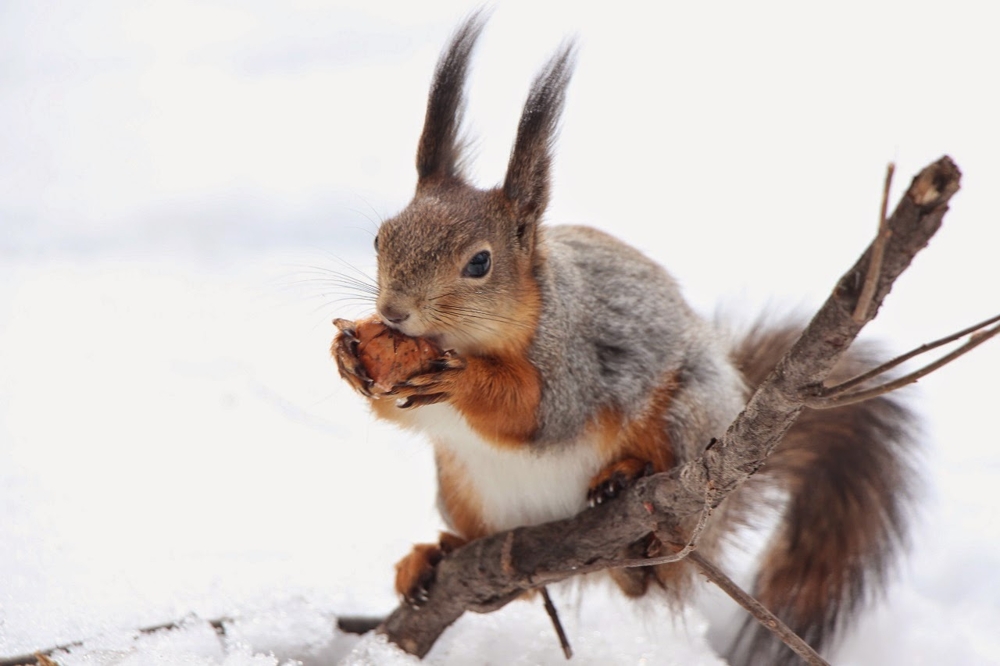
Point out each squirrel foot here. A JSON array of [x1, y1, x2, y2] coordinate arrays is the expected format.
[[587, 458, 655, 507], [331, 319, 375, 397], [608, 533, 665, 597], [591, 460, 667, 597], [394, 532, 467, 607]]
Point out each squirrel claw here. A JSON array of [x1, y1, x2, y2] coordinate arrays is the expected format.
[[395, 534, 466, 608], [587, 471, 631, 507], [333, 318, 357, 335], [332, 327, 375, 397], [394, 542, 442, 608], [397, 394, 448, 409], [386, 352, 465, 399], [405, 569, 436, 609], [433, 349, 466, 370], [587, 460, 655, 508]]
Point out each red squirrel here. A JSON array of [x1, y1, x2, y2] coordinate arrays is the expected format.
[[333, 14, 916, 665]]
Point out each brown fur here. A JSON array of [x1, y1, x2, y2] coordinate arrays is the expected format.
[[725, 320, 918, 666], [448, 352, 543, 447], [595, 372, 679, 473], [443, 277, 543, 447], [589, 373, 682, 598]]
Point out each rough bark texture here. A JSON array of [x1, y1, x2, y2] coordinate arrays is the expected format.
[[379, 157, 962, 658]]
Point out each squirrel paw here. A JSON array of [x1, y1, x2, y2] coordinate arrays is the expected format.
[[394, 533, 466, 608], [587, 459, 655, 507], [331, 319, 376, 397], [386, 351, 466, 403]]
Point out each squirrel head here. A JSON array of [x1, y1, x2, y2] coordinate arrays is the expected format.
[[373, 13, 575, 355]]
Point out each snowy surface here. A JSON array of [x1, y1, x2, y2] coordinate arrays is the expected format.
[[2, 1, 999, 664]]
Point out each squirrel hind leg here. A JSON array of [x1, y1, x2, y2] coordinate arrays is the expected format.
[[586, 457, 655, 507], [607, 533, 661, 597], [588, 457, 696, 600], [606, 535, 697, 602]]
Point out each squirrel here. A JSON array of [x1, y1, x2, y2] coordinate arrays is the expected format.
[[332, 14, 917, 666]]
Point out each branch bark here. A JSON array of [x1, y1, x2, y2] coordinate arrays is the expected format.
[[378, 156, 963, 658]]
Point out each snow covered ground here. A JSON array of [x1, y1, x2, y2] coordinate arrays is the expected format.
[[2, 2, 999, 664]]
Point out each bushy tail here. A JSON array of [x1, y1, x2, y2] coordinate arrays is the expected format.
[[726, 321, 919, 665]]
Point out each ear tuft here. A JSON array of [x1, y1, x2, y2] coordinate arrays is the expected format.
[[502, 41, 576, 223], [416, 11, 488, 186]]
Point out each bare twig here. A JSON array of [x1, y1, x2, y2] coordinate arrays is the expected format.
[[807, 319, 1000, 408], [0, 618, 229, 666], [0, 656, 33, 666], [811, 312, 1000, 398], [540, 587, 573, 659], [853, 162, 896, 322], [688, 552, 829, 666], [337, 616, 386, 635]]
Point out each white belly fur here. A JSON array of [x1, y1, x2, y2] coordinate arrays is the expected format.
[[409, 403, 605, 532]]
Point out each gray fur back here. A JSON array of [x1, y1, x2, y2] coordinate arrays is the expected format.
[[529, 225, 745, 454]]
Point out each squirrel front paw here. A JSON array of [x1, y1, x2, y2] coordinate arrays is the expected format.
[[385, 350, 466, 406], [394, 533, 466, 607], [332, 317, 463, 406], [332, 319, 377, 397], [587, 458, 655, 507]]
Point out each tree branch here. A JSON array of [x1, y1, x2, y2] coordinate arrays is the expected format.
[[372, 156, 963, 658]]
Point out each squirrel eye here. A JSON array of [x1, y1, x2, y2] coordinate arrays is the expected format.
[[463, 250, 491, 278], [373, 234, 380, 253]]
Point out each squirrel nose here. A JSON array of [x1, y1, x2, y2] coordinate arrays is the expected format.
[[379, 303, 411, 325]]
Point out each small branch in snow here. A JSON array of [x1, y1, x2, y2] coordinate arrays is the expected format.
[[0, 618, 229, 666], [688, 551, 829, 666], [540, 587, 573, 659], [337, 616, 387, 635]]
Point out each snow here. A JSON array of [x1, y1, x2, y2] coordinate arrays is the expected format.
[[2, 1, 999, 664]]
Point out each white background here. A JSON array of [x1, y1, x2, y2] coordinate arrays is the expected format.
[[1, 1, 998, 664]]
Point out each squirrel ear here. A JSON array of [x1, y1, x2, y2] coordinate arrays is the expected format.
[[415, 12, 487, 188], [502, 42, 575, 234]]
